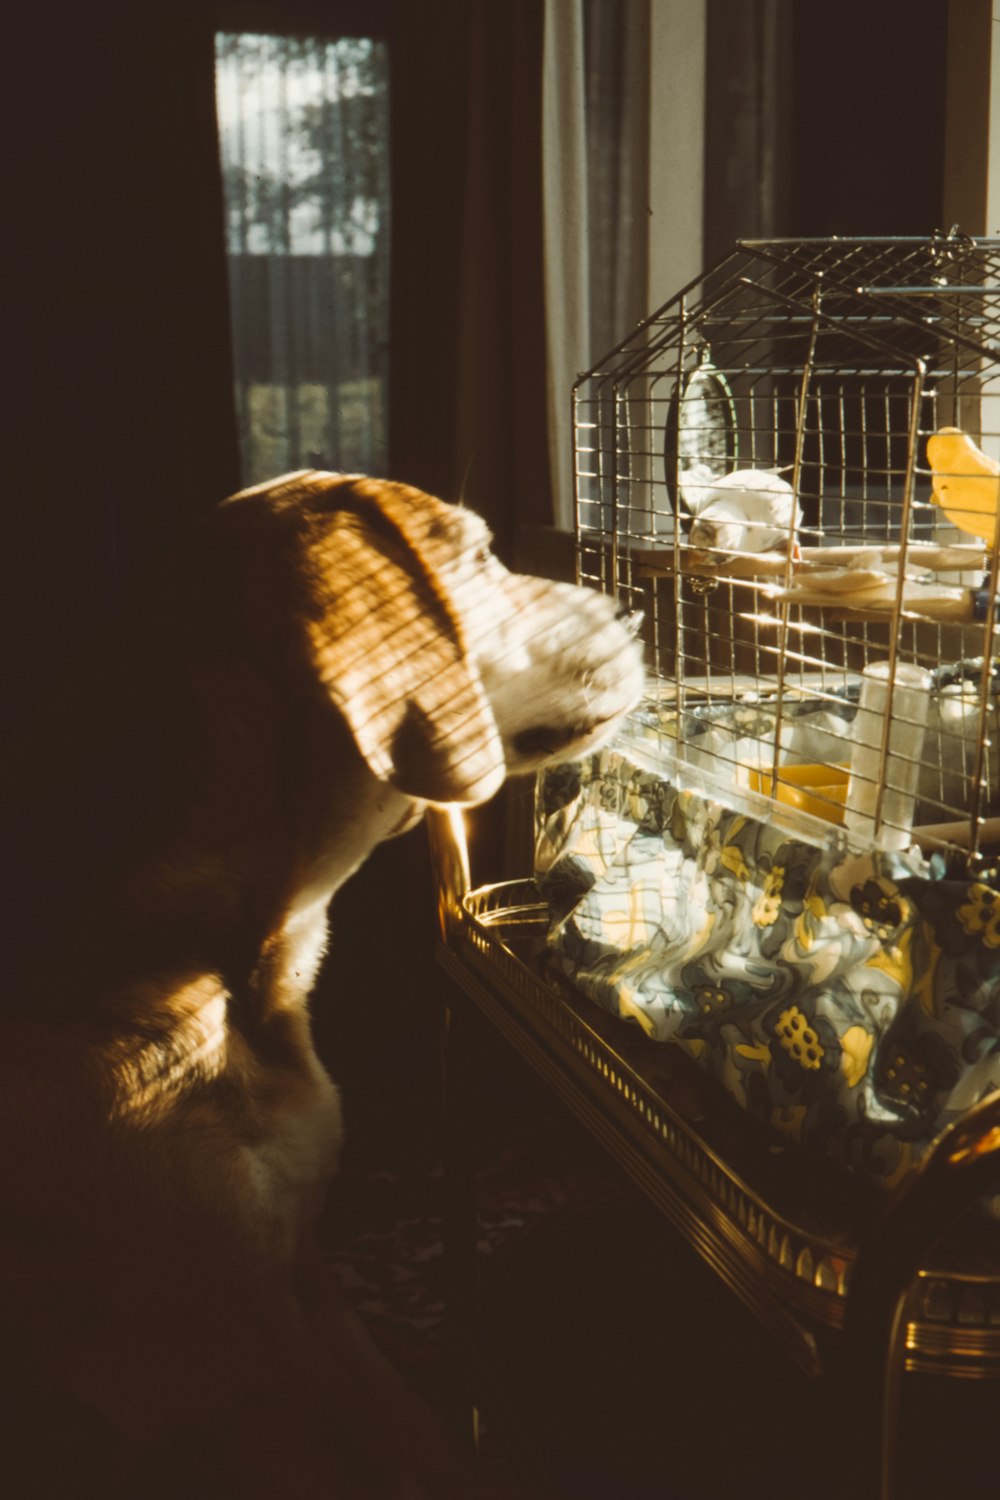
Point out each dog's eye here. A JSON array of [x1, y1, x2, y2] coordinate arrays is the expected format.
[[460, 537, 493, 568]]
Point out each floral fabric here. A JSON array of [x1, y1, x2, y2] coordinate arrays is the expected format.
[[534, 748, 1000, 1192]]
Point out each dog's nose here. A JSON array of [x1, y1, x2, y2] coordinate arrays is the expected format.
[[616, 605, 644, 636]]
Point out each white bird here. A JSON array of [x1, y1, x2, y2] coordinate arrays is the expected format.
[[686, 467, 801, 556]]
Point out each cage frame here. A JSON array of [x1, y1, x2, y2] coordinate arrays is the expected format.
[[573, 234, 1000, 877]]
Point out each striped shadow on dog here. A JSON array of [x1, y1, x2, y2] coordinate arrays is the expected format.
[[0, 472, 644, 1497]]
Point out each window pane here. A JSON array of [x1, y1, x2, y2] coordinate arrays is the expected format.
[[215, 33, 390, 484]]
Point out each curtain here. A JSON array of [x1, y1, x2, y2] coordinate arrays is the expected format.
[[388, 0, 550, 563], [387, 0, 550, 882], [215, 32, 391, 484], [543, 0, 651, 530], [542, 1, 590, 538]]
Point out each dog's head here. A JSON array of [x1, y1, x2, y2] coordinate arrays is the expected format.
[[207, 472, 644, 807]]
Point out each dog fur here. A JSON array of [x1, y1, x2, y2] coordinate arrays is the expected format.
[[0, 472, 644, 1496]]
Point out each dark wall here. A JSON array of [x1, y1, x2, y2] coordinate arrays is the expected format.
[[3, 1, 240, 725], [703, 0, 950, 263], [787, 0, 948, 237], [387, 0, 549, 557]]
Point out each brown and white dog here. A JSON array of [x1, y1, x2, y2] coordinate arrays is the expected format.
[[0, 472, 643, 1497]]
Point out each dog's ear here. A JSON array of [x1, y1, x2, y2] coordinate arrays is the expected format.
[[271, 473, 506, 806]]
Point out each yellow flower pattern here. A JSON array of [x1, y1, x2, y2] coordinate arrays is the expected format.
[[752, 866, 785, 927], [774, 1006, 825, 1071], [865, 924, 913, 997], [840, 1025, 875, 1088], [957, 884, 1000, 949], [719, 841, 751, 883]]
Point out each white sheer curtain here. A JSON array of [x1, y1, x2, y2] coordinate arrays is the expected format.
[[215, 32, 390, 485], [542, 1, 591, 535], [542, 0, 706, 530]]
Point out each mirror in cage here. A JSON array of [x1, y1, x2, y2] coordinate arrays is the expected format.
[[663, 349, 737, 515]]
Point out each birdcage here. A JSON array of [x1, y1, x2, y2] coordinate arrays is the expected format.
[[573, 234, 1000, 875]]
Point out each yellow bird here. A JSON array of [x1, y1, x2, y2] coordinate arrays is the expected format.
[[926, 426, 1000, 547]]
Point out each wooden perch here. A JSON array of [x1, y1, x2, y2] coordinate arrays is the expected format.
[[775, 582, 993, 623], [912, 816, 1000, 851], [796, 542, 987, 572], [629, 539, 988, 583]]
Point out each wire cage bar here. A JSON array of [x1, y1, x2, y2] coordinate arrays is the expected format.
[[574, 235, 1000, 876]]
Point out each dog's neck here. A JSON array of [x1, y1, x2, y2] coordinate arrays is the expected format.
[[223, 773, 424, 1017], [70, 692, 424, 1033]]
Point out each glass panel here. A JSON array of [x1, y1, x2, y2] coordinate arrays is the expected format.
[[215, 33, 390, 484]]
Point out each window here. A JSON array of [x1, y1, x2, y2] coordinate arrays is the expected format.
[[215, 32, 390, 484]]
